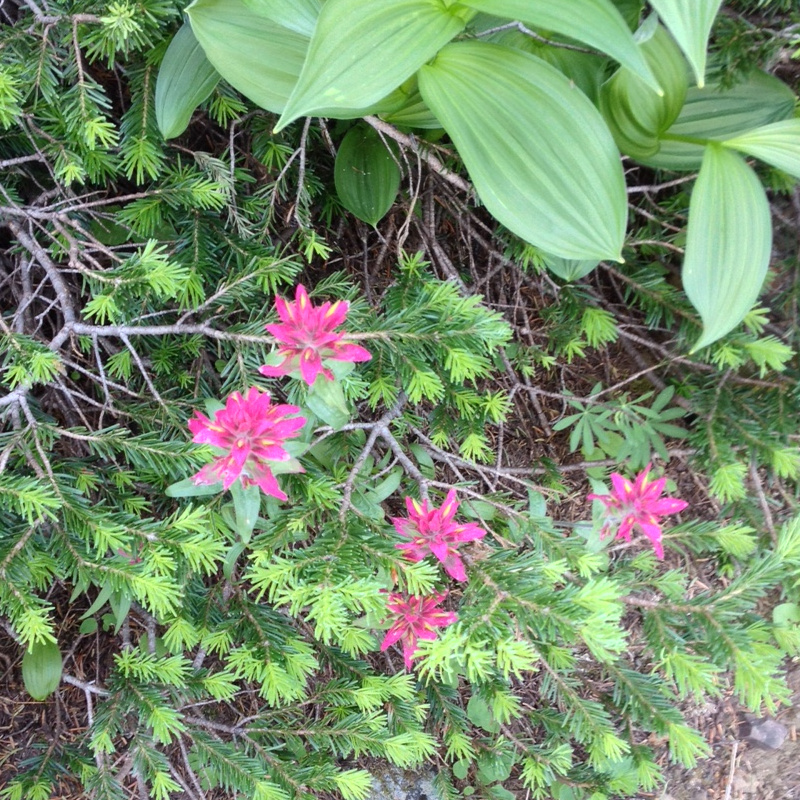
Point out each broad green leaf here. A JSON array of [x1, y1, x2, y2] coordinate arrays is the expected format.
[[22, 640, 63, 701], [306, 379, 351, 429], [243, 0, 321, 37], [723, 120, 800, 180], [186, 0, 309, 114], [492, 30, 607, 104], [641, 70, 796, 171], [466, 695, 500, 733], [381, 78, 442, 129], [155, 22, 220, 140], [334, 125, 401, 225], [275, 0, 466, 131], [648, 0, 723, 87], [599, 24, 688, 160], [460, 0, 660, 93], [231, 481, 261, 544], [544, 254, 600, 282], [419, 42, 627, 261], [683, 145, 772, 351]]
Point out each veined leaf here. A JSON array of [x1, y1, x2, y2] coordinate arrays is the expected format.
[[641, 70, 796, 171], [544, 254, 600, 282], [275, 0, 466, 131], [648, 0, 723, 87], [335, 125, 401, 225], [610, 0, 643, 30], [243, 0, 321, 37], [419, 42, 627, 261], [381, 78, 442, 129], [493, 30, 608, 104], [155, 22, 220, 140], [460, 0, 660, 93], [723, 120, 800, 180], [22, 639, 63, 701], [186, 0, 309, 114], [683, 145, 772, 351], [599, 24, 687, 160]]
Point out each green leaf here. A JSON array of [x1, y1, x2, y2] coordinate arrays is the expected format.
[[334, 125, 401, 225], [22, 639, 63, 701], [419, 42, 627, 261], [599, 24, 688, 160], [155, 22, 220, 140], [641, 70, 796, 171], [648, 0, 723, 87], [723, 120, 800, 180], [306, 379, 351, 429], [466, 695, 500, 733], [461, 0, 660, 93], [231, 481, 261, 544], [275, 0, 466, 130], [543, 253, 600, 282], [166, 476, 223, 498], [186, 0, 309, 114], [453, 760, 471, 780], [243, 0, 321, 37], [683, 145, 772, 351]]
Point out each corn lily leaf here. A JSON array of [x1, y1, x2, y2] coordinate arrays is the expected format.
[[243, 0, 321, 37], [641, 70, 796, 171], [186, 0, 309, 114], [275, 0, 466, 131], [723, 119, 800, 180], [334, 125, 401, 225], [599, 24, 687, 160], [648, 0, 723, 87], [544, 254, 600, 282], [460, 0, 660, 93], [492, 30, 608, 104], [683, 145, 771, 351], [419, 42, 626, 261], [155, 22, 220, 140]]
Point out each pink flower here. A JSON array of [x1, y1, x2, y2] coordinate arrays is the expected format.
[[380, 592, 457, 669], [587, 464, 688, 559], [259, 284, 371, 386], [393, 490, 486, 582], [188, 387, 306, 501]]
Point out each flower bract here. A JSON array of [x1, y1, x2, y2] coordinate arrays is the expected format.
[[393, 489, 486, 581], [259, 284, 371, 386], [188, 387, 305, 500], [587, 463, 688, 558], [380, 592, 457, 669]]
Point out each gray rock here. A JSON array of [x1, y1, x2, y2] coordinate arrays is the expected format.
[[366, 764, 440, 800], [743, 717, 788, 750]]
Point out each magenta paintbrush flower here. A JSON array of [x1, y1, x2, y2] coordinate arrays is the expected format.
[[380, 592, 457, 669], [188, 387, 306, 501], [587, 463, 688, 559], [393, 490, 486, 582], [259, 284, 371, 386]]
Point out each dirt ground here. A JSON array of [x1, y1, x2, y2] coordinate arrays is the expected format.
[[659, 665, 800, 800]]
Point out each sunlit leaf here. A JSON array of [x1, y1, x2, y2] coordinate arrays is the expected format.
[[335, 125, 401, 225], [419, 42, 627, 261], [599, 24, 687, 160], [275, 0, 466, 130], [683, 145, 772, 351], [641, 70, 796, 171], [243, 0, 321, 37], [155, 22, 220, 140], [186, 0, 308, 114], [648, 0, 723, 87], [723, 119, 800, 180], [461, 0, 660, 92]]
